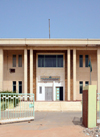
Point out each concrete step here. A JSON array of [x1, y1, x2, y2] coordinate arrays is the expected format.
[[8, 101, 82, 111]]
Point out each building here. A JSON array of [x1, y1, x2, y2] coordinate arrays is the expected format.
[[0, 39, 99, 101]]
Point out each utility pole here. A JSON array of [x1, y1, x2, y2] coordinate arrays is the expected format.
[[48, 19, 50, 38]]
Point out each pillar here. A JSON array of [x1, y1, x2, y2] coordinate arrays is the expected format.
[[30, 49, 33, 94], [67, 49, 70, 100], [0, 49, 3, 91], [97, 48, 100, 93], [24, 49, 27, 94], [73, 49, 76, 100]]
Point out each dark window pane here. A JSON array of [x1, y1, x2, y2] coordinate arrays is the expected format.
[[39, 87, 42, 94], [13, 55, 16, 67], [85, 55, 88, 67], [57, 55, 63, 67], [79, 55, 83, 67], [19, 81, 22, 93], [79, 81, 83, 94], [18, 55, 22, 67], [85, 81, 89, 86], [38, 55, 44, 67], [13, 81, 16, 92], [45, 55, 56, 67]]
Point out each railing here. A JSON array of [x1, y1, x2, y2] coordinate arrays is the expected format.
[[0, 93, 34, 124]]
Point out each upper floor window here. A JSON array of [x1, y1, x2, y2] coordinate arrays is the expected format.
[[79, 81, 83, 94], [85, 55, 89, 67], [38, 55, 63, 67], [18, 55, 22, 67], [13, 55, 16, 67], [79, 55, 83, 67]]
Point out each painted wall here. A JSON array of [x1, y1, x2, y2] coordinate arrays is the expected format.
[[3, 50, 24, 93], [36, 53, 65, 101], [76, 50, 97, 100]]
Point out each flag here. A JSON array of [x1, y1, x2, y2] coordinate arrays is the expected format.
[[88, 59, 92, 72]]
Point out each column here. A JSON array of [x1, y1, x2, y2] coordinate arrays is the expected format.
[[67, 49, 70, 100], [0, 49, 3, 91], [24, 49, 27, 94], [97, 48, 100, 93], [30, 49, 33, 94], [73, 49, 76, 100]]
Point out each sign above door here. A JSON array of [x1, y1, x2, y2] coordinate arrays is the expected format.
[[40, 76, 60, 82]]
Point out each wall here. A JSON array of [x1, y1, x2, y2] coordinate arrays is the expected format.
[[36, 52, 65, 101], [3, 50, 24, 93], [76, 50, 97, 100]]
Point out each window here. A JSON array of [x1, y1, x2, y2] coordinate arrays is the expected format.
[[39, 87, 42, 94], [38, 55, 63, 67], [79, 55, 83, 67], [79, 81, 83, 94], [85, 81, 89, 86], [19, 81, 22, 93], [13, 81, 16, 92], [18, 55, 22, 67], [13, 55, 16, 67], [85, 55, 89, 67]]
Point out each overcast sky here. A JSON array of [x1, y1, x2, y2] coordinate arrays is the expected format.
[[0, 0, 100, 38]]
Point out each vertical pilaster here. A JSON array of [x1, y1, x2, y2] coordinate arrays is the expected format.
[[97, 48, 100, 93], [73, 49, 76, 100], [67, 49, 70, 100], [24, 49, 27, 94], [30, 49, 33, 94], [0, 49, 3, 91]]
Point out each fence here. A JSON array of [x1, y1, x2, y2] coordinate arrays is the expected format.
[[0, 93, 34, 124]]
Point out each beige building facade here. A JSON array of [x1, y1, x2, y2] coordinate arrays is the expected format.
[[0, 39, 99, 101]]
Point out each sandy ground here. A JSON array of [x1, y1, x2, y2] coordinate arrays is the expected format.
[[0, 111, 86, 137]]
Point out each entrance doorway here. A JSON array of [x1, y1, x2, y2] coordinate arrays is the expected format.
[[56, 87, 63, 101], [45, 87, 53, 101]]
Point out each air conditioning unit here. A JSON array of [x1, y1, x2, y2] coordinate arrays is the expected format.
[[9, 69, 15, 73]]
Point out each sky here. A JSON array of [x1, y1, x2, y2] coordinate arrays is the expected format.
[[0, 0, 100, 39]]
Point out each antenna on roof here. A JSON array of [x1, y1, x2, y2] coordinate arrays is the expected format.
[[48, 19, 50, 38]]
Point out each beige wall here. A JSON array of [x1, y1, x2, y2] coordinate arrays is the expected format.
[[3, 50, 24, 93], [76, 50, 97, 100]]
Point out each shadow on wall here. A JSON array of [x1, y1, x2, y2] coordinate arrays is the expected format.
[[72, 117, 83, 126]]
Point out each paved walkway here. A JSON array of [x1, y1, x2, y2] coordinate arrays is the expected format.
[[0, 111, 86, 137]]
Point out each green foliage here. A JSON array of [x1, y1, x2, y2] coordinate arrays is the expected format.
[[0, 91, 19, 111]]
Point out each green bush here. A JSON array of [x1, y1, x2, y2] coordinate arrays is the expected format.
[[0, 91, 20, 111]]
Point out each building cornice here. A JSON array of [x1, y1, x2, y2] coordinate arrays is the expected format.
[[0, 38, 100, 46]]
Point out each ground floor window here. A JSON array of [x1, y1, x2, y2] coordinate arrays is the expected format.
[[85, 81, 89, 86], [79, 81, 83, 94], [19, 81, 22, 93], [13, 81, 16, 92]]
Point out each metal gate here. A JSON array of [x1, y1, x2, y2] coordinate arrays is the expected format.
[[0, 93, 34, 124]]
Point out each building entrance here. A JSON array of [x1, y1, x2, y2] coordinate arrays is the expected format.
[[56, 87, 63, 101], [45, 87, 53, 101]]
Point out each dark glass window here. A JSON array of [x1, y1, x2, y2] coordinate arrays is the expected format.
[[56, 55, 63, 67], [79, 55, 83, 67], [38, 55, 44, 67], [79, 81, 83, 94], [13, 55, 16, 67], [45, 55, 56, 67], [39, 87, 42, 94], [85, 81, 89, 86], [18, 55, 22, 67], [19, 81, 22, 93], [85, 55, 89, 67], [13, 81, 16, 92], [38, 55, 63, 67]]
